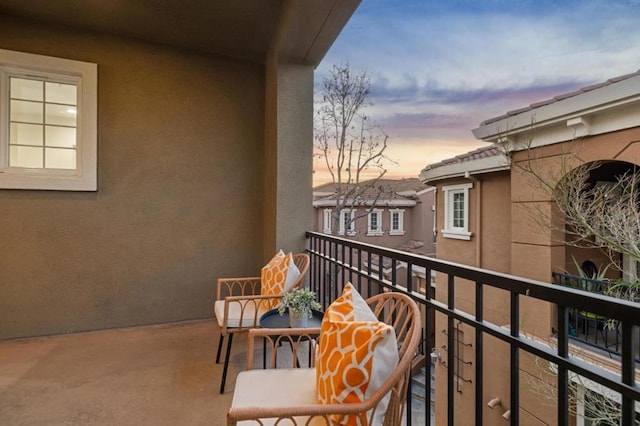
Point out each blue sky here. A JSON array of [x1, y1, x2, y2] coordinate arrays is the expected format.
[[314, 0, 640, 182]]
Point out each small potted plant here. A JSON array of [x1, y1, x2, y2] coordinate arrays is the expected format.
[[278, 287, 321, 328]]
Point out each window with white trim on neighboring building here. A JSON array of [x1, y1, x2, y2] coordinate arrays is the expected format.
[[322, 209, 332, 234], [0, 49, 97, 191], [339, 208, 356, 236], [367, 209, 383, 236], [442, 183, 472, 240], [389, 209, 405, 235]]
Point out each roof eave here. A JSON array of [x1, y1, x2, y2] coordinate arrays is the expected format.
[[419, 154, 510, 184], [472, 74, 640, 145]]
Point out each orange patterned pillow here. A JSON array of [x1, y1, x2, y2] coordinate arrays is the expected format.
[[260, 251, 293, 308], [316, 283, 399, 425]]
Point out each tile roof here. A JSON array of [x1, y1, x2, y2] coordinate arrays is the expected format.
[[420, 144, 502, 173], [481, 69, 640, 125], [313, 178, 429, 201]]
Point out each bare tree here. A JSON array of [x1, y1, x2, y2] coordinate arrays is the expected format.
[[499, 132, 640, 425], [498, 133, 640, 286], [315, 64, 392, 230]]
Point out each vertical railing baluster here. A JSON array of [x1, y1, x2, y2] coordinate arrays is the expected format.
[[621, 322, 638, 426], [391, 258, 397, 288], [367, 250, 372, 297], [340, 243, 346, 286], [425, 266, 433, 426], [357, 248, 362, 293], [557, 305, 569, 426], [447, 274, 455, 426], [510, 292, 519, 426], [475, 281, 483, 426]]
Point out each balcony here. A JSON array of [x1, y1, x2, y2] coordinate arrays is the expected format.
[[1, 233, 638, 425], [552, 271, 640, 361]]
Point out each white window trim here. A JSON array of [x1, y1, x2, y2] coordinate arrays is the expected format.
[[442, 183, 472, 240], [339, 208, 356, 236], [0, 48, 97, 191], [322, 209, 332, 234], [367, 208, 383, 236], [389, 208, 405, 236]]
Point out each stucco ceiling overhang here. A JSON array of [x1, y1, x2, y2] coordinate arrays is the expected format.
[[0, 0, 361, 66]]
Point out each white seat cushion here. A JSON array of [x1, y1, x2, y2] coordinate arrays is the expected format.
[[214, 299, 269, 329], [232, 368, 326, 426]]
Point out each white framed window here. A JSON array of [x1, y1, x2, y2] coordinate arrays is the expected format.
[[367, 209, 383, 236], [322, 209, 332, 234], [442, 183, 472, 240], [389, 209, 405, 235], [0, 49, 97, 191], [339, 208, 356, 236]]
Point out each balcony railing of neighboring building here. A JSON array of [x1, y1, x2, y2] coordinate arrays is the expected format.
[[552, 271, 640, 361], [306, 232, 640, 426]]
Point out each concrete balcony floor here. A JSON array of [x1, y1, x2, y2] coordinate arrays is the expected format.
[[0, 320, 238, 425], [0, 320, 427, 425]]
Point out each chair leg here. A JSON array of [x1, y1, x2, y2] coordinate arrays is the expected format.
[[220, 333, 234, 394], [216, 334, 225, 364]]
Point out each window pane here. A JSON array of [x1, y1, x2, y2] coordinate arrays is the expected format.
[[453, 192, 465, 228], [45, 82, 76, 105], [45, 104, 77, 126], [45, 148, 76, 169], [10, 100, 43, 124], [10, 78, 43, 101], [46, 126, 76, 148], [10, 123, 43, 146], [10, 145, 43, 168]]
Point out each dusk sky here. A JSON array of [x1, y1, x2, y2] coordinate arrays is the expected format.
[[313, 0, 640, 184]]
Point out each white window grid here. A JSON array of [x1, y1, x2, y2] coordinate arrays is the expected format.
[[0, 49, 97, 191], [389, 208, 405, 236], [442, 183, 472, 240], [367, 209, 383, 236], [339, 209, 356, 236]]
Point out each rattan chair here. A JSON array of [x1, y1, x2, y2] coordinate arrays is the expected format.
[[214, 252, 309, 393], [226, 291, 422, 425]]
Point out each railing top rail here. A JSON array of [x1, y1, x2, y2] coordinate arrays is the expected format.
[[306, 232, 640, 323]]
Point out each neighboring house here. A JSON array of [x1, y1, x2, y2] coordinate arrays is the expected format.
[[0, 2, 360, 340], [420, 71, 640, 425], [313, 178, 436, 256]]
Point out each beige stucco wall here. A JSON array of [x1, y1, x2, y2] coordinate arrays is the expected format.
[[0, 16, 271, 339], [433, 173, 514, 425]]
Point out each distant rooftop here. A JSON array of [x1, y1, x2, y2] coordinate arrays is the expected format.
[[313, 178, 432, 206], [314, 178, 428, 197]]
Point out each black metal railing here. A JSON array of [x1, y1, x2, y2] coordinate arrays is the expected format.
[[552, 271, 633, 359], [306, 232, 640, 426]]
